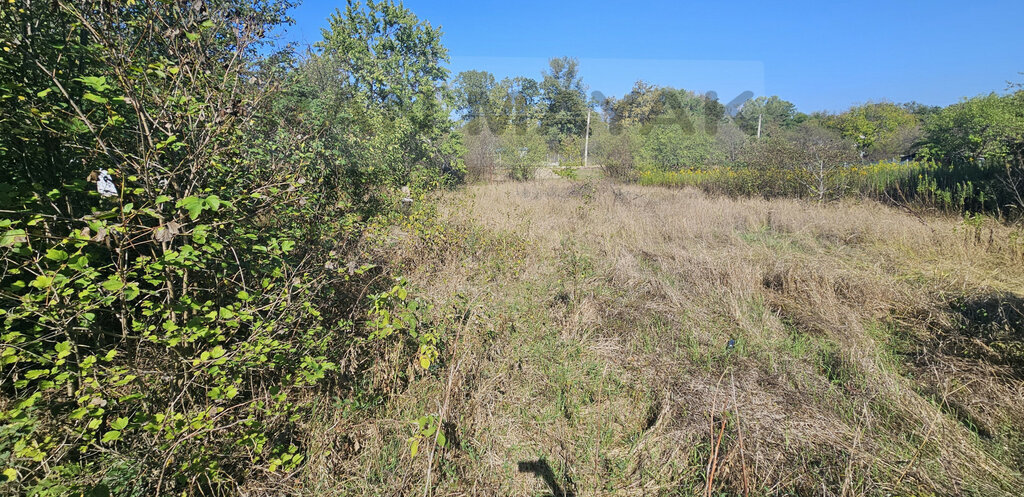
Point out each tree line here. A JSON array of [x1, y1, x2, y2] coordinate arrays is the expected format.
[[453, 62, 1023, 220]]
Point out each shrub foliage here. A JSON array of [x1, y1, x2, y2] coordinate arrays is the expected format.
[[0, 0, 458, 494]]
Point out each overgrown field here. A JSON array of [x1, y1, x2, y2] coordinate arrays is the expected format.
[[2, 2, 1022, 495], [309, 179, 1024, 496]]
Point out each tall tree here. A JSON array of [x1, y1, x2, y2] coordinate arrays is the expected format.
[[489, 76, 542, 134], [736, 96, 800, 135], [539, 56, 588, 141], [452, 70, 498, 133], [602, 81, 667, 130], [314, 0, 461, 190], [922, 92, 1024, 164]]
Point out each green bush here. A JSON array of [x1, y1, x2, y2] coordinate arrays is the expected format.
[[0, 1, 455, 494], [501, 130, 549, 181], [636, 119, 723, 172]]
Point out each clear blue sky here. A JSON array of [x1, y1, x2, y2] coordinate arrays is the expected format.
[[282, 0, 1023, 113]]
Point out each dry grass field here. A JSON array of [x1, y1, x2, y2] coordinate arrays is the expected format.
[[303, 179, 1024, 496]]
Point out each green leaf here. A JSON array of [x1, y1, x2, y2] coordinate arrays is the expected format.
[[55, 341, 72, 359], [101, 430, 121, 443], [31, 275, 53, 289], [155, 195, 172, 204], [124, 284, 140, 301], [77, 76, 111, 91], [110, 417, 128, 430], [3, 468, 16, 482], [176, 196, 204, 220], [80, 355, 97, 369], [83, 92, 108, 104], [156, 134, 177, 150], [209, 345, 226, 359], [45, 248, 69, 261], [1, 229, 28, 246], [102, 276, 124, 292], [410, 438, 419, 458], [205, 195, 221, 211]]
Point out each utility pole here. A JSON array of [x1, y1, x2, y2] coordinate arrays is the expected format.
[[583, 109, 591, 168], [756, 113, 763, 139]]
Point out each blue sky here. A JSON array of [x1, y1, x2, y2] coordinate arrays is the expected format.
[[282, 0, 1024, 113]]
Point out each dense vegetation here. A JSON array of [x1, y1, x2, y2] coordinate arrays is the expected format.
[[1, 1, 459, 494], [455, 63, 1024, 221]]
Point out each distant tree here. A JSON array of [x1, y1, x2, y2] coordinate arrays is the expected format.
[[491, 76, 542, 134], [500, 129, 549, 180], [604, 85, 722, 139], [452, 70, 498, 133], [637, 111, 723, 171], [702, 93, 726, 135], [540, 57, 588, 141], [464, 124, 500, 181], [735, 96, 799, 135], [922, 92, 1024, 213], [922, 93, 1023, 164], [738, 130, 801, 170], [591, 122, 640, 179], [823, 102, 920, 160], [602, 81, 667, 130], [556, 135, 584, 178], [714, 120, 749, 164], [789, 123, 859, 200], [901, 101, 942, 119]]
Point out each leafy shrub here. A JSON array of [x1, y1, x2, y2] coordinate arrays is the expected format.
[[0, 1, 455, 494], [591, 124, 639, 180], [554, 135, 584, 179], [500, 130, 548, 181], [636, 119, 723, 172]]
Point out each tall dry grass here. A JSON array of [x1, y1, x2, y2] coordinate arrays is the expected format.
[[302, 179, 1024, 496]]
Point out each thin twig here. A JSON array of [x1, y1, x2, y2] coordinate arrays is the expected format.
[[731, 372, 749, 497], [706, 418, 727, 497], [423, 304, 475, 497], [893, 419, 937, 490]]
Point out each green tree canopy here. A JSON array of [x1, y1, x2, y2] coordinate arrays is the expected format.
[[824, 102, 920, 160], [312, 0, 462, 192], [602, 81, 668, 129], [452, 70, 498, 132], [735, 96, 800, 135], [922, 92, 1024, 164], [539, 56, 588, 141]]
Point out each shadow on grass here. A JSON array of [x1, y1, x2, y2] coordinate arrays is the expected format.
[[948, 291, 1024, 373], [517, 458, 576, 497]]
